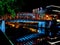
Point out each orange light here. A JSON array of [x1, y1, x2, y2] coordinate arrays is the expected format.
[[46, 15, 49, 17], [29, 28, 36, 32], [11, 24, 15, 27], [16, 25, 19, 28], [9, 24, 15, 27]]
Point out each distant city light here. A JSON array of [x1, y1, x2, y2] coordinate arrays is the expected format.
[[57, 19, 60, 22], [46, 5, 60, 8], [46, 15, 49, 17], [52, 10, 60, 12]]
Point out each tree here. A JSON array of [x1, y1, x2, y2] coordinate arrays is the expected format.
[[0, 0, 24, 18]]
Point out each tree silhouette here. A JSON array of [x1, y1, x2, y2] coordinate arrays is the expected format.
[[0, 0, 24, 18]]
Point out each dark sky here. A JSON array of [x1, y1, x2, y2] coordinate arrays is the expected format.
[[22, 0, 60, 12]]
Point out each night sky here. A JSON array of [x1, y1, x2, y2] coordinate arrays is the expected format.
[[22, 0, 60, 12]]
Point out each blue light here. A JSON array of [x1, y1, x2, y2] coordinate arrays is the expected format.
[[57, 31, 60, 35], [10, 20, 39, 23], [41, 29, 45, 34], [38, 28, 42, 33], [16, 34, 40, 42], [38, 22, 45, 34], [58, 26, 60, 28], [38, 22, 45, 27], [0, 20, 5, 32], [49, 32, 52, 36]]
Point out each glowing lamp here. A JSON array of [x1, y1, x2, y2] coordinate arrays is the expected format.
[[46, 15, 49, 17], [57, 19, 60, 22], [12, 24, 15, 27]]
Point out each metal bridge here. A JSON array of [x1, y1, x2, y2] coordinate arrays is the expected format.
[[0, 19, 51, 33], [1, 19, 60, 44]]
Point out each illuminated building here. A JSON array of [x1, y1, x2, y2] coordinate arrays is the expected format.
[[32, 7, 46, 20], [39, 7, 46, 19]]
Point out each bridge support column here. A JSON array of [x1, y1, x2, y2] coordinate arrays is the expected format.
[[38, 21, 45, 34], [1, 20, 5, 33]]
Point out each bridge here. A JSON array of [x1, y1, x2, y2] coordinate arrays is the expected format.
[[1, 19, 60, 44], [0, 19, 52, 34], [7, 19, 46, 22]]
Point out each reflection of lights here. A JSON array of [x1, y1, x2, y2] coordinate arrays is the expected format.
[[38, 30, 41, 33], [8, 23, 15, 27], [46, 15, 49, 17], [11, 24, 15, 27], [23, 26, 26, 28], [40, 38, 42, 41], [37, 38, 40, 41], [29, 28, 36, 32], [16, 25, 19, 28], [54, 37, 57, 39], [57, 19, 60, 22]]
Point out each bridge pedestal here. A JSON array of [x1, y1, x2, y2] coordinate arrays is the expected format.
[[38, 22, 45, 34], [0, 20, 5, 33]]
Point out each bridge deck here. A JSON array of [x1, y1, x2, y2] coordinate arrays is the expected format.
[[6, 19, 51, 22]]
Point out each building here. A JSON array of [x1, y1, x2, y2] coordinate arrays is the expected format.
[[32, 7, 46, 20], [17, 12, 36, 20]]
